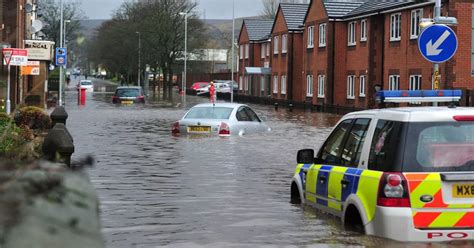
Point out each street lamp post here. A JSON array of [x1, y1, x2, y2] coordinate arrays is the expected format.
[[179, 12, 188, 104], [59, 0, 64, 106], [136, 31, 141, 87], [231, 0, 235, 103]]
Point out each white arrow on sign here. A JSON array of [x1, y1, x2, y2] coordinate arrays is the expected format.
[[426, 30, 451, 56]]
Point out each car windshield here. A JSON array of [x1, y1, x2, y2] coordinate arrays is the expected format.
[[185, 107, 233, 120], [81, 81, 92, 85], [403, 122, 474, 172], [116, 88, 140, 97]]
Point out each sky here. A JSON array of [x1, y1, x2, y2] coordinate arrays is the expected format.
[[80, 0, 263, 20]]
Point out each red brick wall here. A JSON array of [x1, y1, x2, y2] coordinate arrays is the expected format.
[[383, 6, 441, 93], [450, 0, 474, 89], [304, 0, 330, 105], [271, 9, 289, 100], [333, 22, 349, 107], [292, 33, 304, 102]]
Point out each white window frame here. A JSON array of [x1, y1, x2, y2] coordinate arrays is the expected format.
[[347, 75, 355, 99], [389, 75, 400, 90], [390, 13, 402, 41], [282, 34, 287, 54], [260, 76, 265, 92], [306, 74, 313, 97], [261, 44, 265, 58], [409, 75, 422, 90], [239, 45, 243, 60], [266, 42, 270, 57], [318, 23, 326, 47], [308, 26, 314, 48], [281, 75, 287, 95], [273, 75, 278, 93], [239, 76, 243, 90], [348, 21, 356, 46], [318, 75, 325, 98], [359, 75, 366, 97], [410, 9, 423, 39], [245, 44, 249, 59], [360, 19, 367, 41], [273, 36, 279, 54]]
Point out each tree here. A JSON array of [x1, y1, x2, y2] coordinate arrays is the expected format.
[[88, 0, 206, 96], [261, 0, 307, 18], [38, 0, 85, 47]]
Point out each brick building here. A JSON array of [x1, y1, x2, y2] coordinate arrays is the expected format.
[[237, 19, 273, 97], [237, 0, 473, 111], [271, 3, 309, 102]]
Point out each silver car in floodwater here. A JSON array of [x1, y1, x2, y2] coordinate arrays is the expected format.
[[172, 103, 270, 136]]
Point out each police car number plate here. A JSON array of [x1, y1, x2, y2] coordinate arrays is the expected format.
[[452, 184, 474, 198], [188, 126, 211, 133]]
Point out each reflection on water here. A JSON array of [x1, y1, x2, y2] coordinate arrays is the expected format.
[[64, 90, 470, 248]]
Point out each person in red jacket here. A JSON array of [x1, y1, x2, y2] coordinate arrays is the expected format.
[[209, 81, 216, 105]]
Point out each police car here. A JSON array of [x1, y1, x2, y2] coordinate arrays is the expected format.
[[291, 90, 474, 242]]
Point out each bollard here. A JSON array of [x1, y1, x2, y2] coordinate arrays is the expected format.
[[78, 87, 86, 105], [288, 103, 294, 112], [42, 123, 75, 167], [50, 106, 68, 126], [274, 102, 279, 111]]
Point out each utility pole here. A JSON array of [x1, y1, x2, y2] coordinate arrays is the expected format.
[[179, 12, 188, 104], [433, 0, 441, 92], [136, 31, 141, 87], [58, 0, 64, 106], [231, 0, 235, 103]]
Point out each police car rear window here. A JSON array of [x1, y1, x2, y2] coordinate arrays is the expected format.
[[403, 122, 474, 172]]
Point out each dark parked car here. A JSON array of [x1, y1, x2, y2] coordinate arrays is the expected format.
[[112, 86, 145, 104]]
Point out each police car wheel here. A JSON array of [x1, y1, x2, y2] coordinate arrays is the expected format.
[[290, 183, 301, 204], [343, 205, 364, 234]]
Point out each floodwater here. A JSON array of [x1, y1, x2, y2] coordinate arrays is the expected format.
[[64, 79, 465, 248]]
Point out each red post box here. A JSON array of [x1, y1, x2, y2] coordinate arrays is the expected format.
[[78, 87, 86, 105]]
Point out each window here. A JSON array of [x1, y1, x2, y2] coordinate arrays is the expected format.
[[319, 23, 326, 47], [261, 44, 265, 58], [347, 75, 355, 99], [245, 44, 249, 59], [409, 75, 422, 90], [266, 42, 270, 57], [348, 22, 356, 46], [273, 75, 278, 93], [411, 9, 423, 39], [185, 107, 234, 120], [308, 26, 314, 48], [282, 34, 287, 53], [260, 76, 265, 92], [318, 119, 353, 165], [389, 75, 400, 90], [244, 107, 261, 122], [237, 107, 261, 122], [318, 75, 325, 98], [306, 75, 313, 97], [239, 76, 243, 90], [361, 19, 367, 41], [239, 45, 243, 59], [244, 76, 249, 91], [368, 120, 405, 171], [274, 36, 279, 54], [390, 13, 402, 41], [281, 75, 287, 94], [341, 119, 371, 167], [359, 75, 366, 97]]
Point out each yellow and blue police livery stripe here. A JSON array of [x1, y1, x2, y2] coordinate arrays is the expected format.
[[316, 165, 333, 206]]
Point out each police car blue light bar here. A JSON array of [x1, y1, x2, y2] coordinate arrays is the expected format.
[[376, 90, 462, 103]]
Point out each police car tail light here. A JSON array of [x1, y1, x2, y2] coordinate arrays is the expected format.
[[453, 115, 474, 122], [171, 122, 180, 134], [377, 173, 411, 207], [219, 122, 230, 136]]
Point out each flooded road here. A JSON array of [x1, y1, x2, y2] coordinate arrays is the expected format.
[[65, 80, 406, 247]]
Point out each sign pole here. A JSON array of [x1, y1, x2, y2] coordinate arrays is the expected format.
[[432, 0, 441, 105], [59, 0, 64, 107], [6, 65, 10, 114]]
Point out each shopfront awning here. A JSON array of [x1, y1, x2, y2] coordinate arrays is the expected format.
[[245, 67, 272, 75]]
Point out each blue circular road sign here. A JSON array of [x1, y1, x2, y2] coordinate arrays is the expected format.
[[418, 24, 458, 63]]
